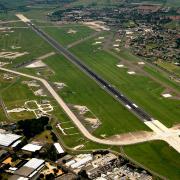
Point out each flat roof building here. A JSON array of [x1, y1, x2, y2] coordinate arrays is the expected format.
[[11, 158, 45, 179], [21, 143, 42, 152], [54, 143, 64, 154], [0, 129, 22, 147]]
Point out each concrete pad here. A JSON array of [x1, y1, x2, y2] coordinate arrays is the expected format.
[[16, 14, 30, 22], [115, 48, 120, 52], [116, 64, 124, 68], [127, 71, 136, 75], [67, 29, 77, 34], [115, 39, 121, 42], [113, 44, 119, 47], [26, 60, 47, 68], [153, 120, 169, 132], [92, 41, 102, 45], [162, 93, 172, 98], [144, 121, 162, 133], [98, 36, 104, 40], [138, 61, 145, 65]]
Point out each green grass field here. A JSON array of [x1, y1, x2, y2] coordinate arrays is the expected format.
[[0, 27, 53, 68], [35, 54, 149, 136], [69, 39, 180, 127], [117, 50, 180, 91], [0, 108, 7, 122], [123, 141, 180, 180], [155, 60, 180, 76], [1, 79, 35, 103], [42, 24, 95, 47]]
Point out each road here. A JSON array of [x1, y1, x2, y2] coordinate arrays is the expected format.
[[13, 14, 180, 152], [25, 20, 153, 123], [1, 67, 180, 152], [0, 67, 156, 145]]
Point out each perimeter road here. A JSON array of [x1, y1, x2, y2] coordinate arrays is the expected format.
[[0, 67, 156, 145], [14, 14, 180, 153], [1, 67, 180, 153], [17, 14, 153, 123]]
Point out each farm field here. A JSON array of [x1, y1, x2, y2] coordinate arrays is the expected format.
[[69, 38, 180, 128], [123, 141, 180, 180]]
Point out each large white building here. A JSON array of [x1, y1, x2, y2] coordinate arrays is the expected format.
[[9, 158, 45, 180], [0, 129, 22, 147]]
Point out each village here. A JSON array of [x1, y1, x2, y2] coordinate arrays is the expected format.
[[49, 2, 180, 72], [0, 123, 152, 180]]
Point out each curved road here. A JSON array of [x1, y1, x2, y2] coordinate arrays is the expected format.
[[0, 67, 157, 145], [1, 67, 180, 152], [26, 21, 153, 123]]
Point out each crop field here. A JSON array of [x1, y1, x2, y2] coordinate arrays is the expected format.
[[123, 141, 180, 180], [70, 39, 180, 128], [42, 24, 95, 47]]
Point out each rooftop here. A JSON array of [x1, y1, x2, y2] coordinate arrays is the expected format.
[[0, 129, 22, 147], [21, 143, 42, 152], [24, 158, 45, 169]]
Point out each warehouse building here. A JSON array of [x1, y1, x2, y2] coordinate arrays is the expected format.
[[0, 129, 22, 147], [9, 158, 45, 180]]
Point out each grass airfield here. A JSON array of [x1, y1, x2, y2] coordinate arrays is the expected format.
[[70, 38, 180, 128], [0, 12, 180, 179], [42, 24, 95, 47], [123, 141, 180, 180]]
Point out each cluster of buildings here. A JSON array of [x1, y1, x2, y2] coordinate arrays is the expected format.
[[0, 127, 153, 180], [0, 128, 68, 179], [129, 26, 180, 63], [49, 3, 178, 26], [49, 3, 180, 66], [58, 152, 152, 180]]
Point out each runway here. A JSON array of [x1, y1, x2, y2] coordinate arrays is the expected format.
[[1, 66, 180, 152], [13, 14, 180, 152], [25, 20, 153, 123]]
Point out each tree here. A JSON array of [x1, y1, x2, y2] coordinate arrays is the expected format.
[[78, 170, 89, 179], [17, 117, 49, 138], [176, 38, 180, 48], [46, 173, 54, 180]]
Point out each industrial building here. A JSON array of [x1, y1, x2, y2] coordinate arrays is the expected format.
[[9, 158, 45, 180], [0, 129, 22, 147]]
